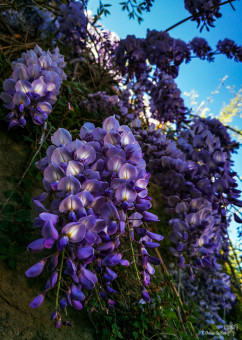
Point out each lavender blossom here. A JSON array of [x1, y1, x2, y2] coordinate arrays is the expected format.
[[216, 39, 242, 62], [1, 2, 57, 40], [184, 0, 222, 30], [57, 1, 87, 55], [1, 45, 66, 129], [132, 116, 241, 274], [26, 116, 162, 326], [177, 265, 236, 329], [189, 37, 214, 61]]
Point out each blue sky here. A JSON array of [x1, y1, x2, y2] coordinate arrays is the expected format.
[[88, 0, 242, 244]]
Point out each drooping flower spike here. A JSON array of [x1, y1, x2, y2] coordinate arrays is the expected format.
[[27, 115, 162, 327], [131, 117, 241, 276], [1, 45, 66, 129]]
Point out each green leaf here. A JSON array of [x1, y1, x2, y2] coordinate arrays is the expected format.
[[138, 16, 143, 24], [104, 9, 110, 15], [117, 331, 123, 338], [132, 332, 139, 339], [23, 135, 34, 143]]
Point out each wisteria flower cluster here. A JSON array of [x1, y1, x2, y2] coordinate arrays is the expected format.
[[1, 1, 57, 40], [189, 37, 214, 61], [132, 117, 241, 278], [132, 119, 216, 274], [87, 23, 119, 71], [148, 72, 188, 124], [80, 84, 147, 124], [0, 45, 66, 129], [216, 39, 242, 62], [118, 81, 149, 122], [182, 116, 241, 255], [115, 31, 190, 81], [115, 32, 190, 124], [115, 28, 241, 125], [57, 1, 87, 55], [26, 116, 162, 327], [178, 117, 242, 257], [80, 91, 123, 118], [184, 0, 222, 30], [179, 265, 236, 329]]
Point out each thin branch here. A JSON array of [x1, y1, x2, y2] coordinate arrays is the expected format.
[[95, 285, 104, 312], [224, 124, 242, 136], [0, 14, 15, 35], [55, 249, 65, 309], [126, 213, 141, 283]]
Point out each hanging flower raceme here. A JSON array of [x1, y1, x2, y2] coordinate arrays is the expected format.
[[115, 30, 191, 81], [80, 91, 127, 119], [216, 39, 242, 62], [0, 45, 66, 129], [144, 30, 191, 77], [132, 118, 239, 276], [26, 116, 162, 327], [148, 72, 189, 124], [57, 0, 87, 55], [87, 21, 119, 71], [178, 265, 236, 329], [1, 1, 57, 41], [189, 37, 214, 61], [184, 0, 222, 31], [177, 117, 242, 257]]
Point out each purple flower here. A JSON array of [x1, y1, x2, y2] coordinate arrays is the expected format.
[[27, 117, 162, 326], [184, 0, 222, 30], [1, 45, 66, 129], [27, 238, 45, 253], [30, 293, 45, 308], [57, 1, 87, 55], [62, 222, 86, 243], [25, 259, 47, 277], [216, 39, 242, 62]]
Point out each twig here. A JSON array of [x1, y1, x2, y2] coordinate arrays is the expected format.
[[0, 14, 15, 35], [2, 42, 38, 55], [55, 249, 65, 309], [1, 123, 51, 212], [95, 285, 104, 311], [126, 213, 141, 283], [73, 62, 79, 80], [224, 125, 242, 136]]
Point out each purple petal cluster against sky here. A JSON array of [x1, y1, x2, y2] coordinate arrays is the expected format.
[[88, 0, 242, 244]]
